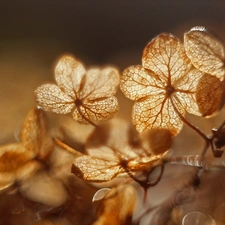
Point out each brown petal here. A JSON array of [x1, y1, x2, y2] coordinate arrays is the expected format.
[[0, 143, 32, 173], [196, 73, 225, 117]]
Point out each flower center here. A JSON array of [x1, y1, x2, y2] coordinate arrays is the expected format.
[[165, 85, 175, 97], [75, 98, 82, 107]]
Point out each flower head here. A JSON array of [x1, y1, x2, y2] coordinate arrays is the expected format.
[[184, 27, 225, 117], [120, 33, 204, 135], [0, 108, 52, 190], [35, 55, 120, 126]]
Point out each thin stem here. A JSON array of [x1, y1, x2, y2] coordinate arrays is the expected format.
[[171, 99, 209, 143]]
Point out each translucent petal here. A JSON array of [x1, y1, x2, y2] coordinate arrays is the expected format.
[[174, 69, 204, 116], [120, 65, 164, 101], [81, 68, 120, 100], [54, 55, 86, 97], [72, 97, 119, 123], [71, 155, 124, 181], [184, 28, 225, 80], [143, 33, 191, 84], [132, 95, 183, 135], [71, 107, 88, 124], [196, 73, 225, 117], [35, 84, 75, 114]]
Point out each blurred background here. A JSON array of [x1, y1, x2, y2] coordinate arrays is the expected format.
[[0, 0, 225, 143]]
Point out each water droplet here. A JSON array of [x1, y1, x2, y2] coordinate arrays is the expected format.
[[182, 211, 216, 225]]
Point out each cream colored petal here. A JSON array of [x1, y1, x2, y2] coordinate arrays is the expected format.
[[184, 27, 225, 80], [174, 69, 204, 116], [120, 65, 164, 101], [143, 33, 191, 84], [35, 84, 75, 114], [80, 67, 120, 100], [54, 55, 86, 97], [72, 97, 119, 124], [71, 155, 124, 181], [132, 95, 183, 136], [196, 73, 225, 117]]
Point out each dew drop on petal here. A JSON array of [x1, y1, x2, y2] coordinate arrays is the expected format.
[[92, 188, 111, 202], [182, 211, 216, 225]]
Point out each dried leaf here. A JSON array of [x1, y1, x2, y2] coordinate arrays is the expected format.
[[184, 26, 225, 80], [121, 33, 204, 135], [35, 55, 120, 125], [93, 185, 136, 225], [196, 74, 225, 117]]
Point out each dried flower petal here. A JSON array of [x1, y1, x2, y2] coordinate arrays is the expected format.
[[184, 27, 225, 80], [35, 55, 120, 125], [0, 108, 51, 190], [118, 66, 161, 101], [121, 33, 203, 135], [141, 128, 173, 155], [35, 84, 75, 114], [196, 74, 225, 117], [71, 144, 167, 182], [54, 55, 86, 97], [81, 68, 120, 99], [0, 143, 32, 172], [72, 97, 119, 123], [143, 33, 191, 84], [132, 95, 183, 135]]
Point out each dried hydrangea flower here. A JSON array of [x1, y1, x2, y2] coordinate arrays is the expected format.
[[184, 26, 225, 81], [68, 118, 168, 183], [184, 27, 225, 117], [71, 145, 167, 182], [0, 108, 52, 191], [120, 33, 204, 135], [35, 55, 120, 126]]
